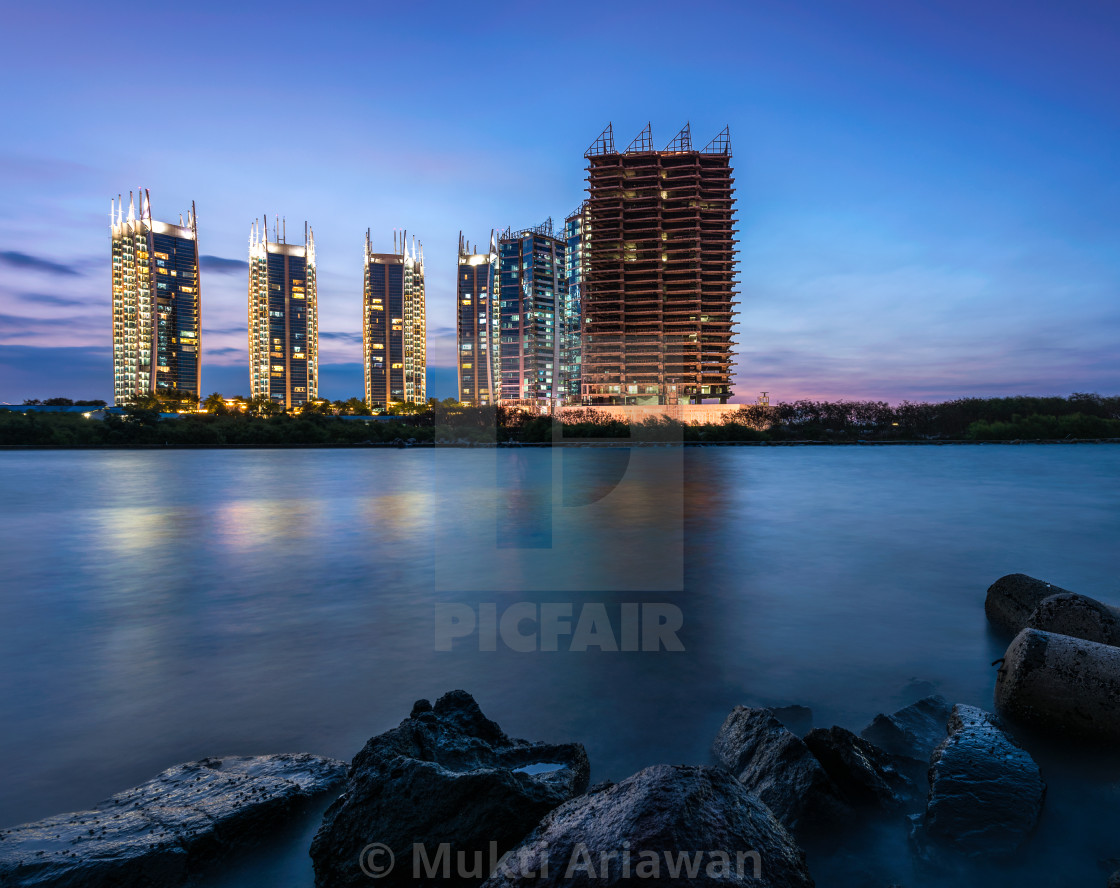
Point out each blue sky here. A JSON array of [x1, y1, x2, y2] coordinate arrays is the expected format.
[[1, 0, 1117, 403]]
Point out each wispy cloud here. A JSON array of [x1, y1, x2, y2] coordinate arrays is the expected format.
[[203, 326, 249, 336], [320, 330, 362, 343], [14, 291, 90, 308], [0, 251, 82, 277], [200, 255, 249, 275]]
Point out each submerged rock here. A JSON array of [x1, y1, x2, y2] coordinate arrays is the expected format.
[[860, 695, 953, 762], [802, 726, 915, 812], [984, 573, 1074, 636], [0, 754, 346, 888], [712, 706, 848, 837], [911, 704, 1044, 860], [310, 690, 589, 888], [479, 764, 815, 888], [995, 628, 1120, 741], [1026, 592, 1120, 647]]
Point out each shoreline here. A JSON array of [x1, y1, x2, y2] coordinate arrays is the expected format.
[[2, 438, 1120, 451]]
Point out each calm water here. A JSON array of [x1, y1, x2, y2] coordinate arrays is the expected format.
[[1, 446, 1119, 886]]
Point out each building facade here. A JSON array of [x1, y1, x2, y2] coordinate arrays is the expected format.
[[248, 218, 318, 409], [456, 232, 499, 405], [562, 204, 588, 403], [497, 220, 569, 407], [110, 190, 201, 405], [363, 230, 426, 407], [582, 123, 736, 405]]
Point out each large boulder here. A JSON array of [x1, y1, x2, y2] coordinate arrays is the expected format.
[[0, 754, 346, 888], [910, 705, 1044, 859], [712, 706, 848, 837], [802, 726, 915, 812], [310, 690, 589, 888], [479, 764, 815, 888], [984, 573, 1074, 636], [1026, 592, 1120, 647], [860, 695, 952, 762], [995, 628, 1120, 741]]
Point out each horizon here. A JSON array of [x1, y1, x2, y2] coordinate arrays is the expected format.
[[1, 0, 1118, 405]]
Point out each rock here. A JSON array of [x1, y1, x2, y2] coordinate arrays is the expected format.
[[985, 573, 1074, 636], [712, 706, 848, 836], [1110, 870, 1120, 888], [0, 754, 346, 888], [1026, 592, 1120, 647], [802, 726, 915, 811], [479, 764, 815, 888], [911, 704, 1044, 859], [310, 690, 589, 888], [771, 705, 813, 736], [995, 628, 1120, 741], [860, 695, 953, 761]]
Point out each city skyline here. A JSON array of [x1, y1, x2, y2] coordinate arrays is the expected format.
[[2, 0, 1118, 404]]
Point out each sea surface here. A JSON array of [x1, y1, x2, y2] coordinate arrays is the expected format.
[[1, 446, 1119, 886]]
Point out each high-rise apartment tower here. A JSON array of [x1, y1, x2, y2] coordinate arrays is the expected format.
[[248, 217, 318, 409], [562, 204, 588, 403], [456, 233, 498, 406], [582, 123, 736, 405], [497, 220, 569, 407], [363, 230, 426, 407], [110, 190, 201, 405]]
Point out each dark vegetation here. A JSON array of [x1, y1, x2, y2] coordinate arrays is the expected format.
[[1, 394, 1118, 447]]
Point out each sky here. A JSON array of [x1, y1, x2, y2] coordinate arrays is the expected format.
[[0, 0, 1117, 404]]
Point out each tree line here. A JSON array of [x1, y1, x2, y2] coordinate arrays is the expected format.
[[1, 393, 1118, 447]]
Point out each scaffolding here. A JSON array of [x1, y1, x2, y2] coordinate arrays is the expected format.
[[585, 123, 616, 158], [582, 123, 738, 406], [501, 217, 555, 239]]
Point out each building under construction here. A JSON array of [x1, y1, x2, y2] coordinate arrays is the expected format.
[[582, 123, 736, 405]]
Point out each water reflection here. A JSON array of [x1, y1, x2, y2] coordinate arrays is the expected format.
[[1, 447, 1119, 887]]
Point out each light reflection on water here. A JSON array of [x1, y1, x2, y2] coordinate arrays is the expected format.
[[1, 446, 1118, 887]]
